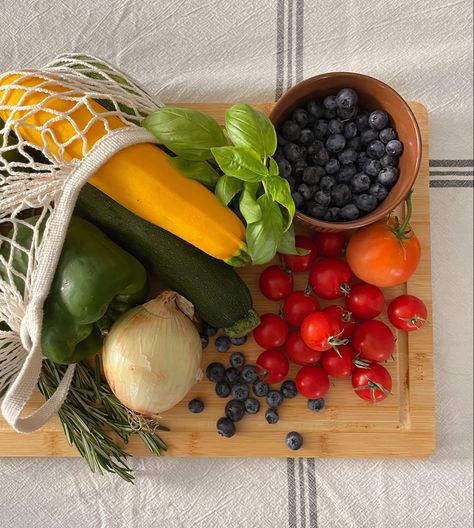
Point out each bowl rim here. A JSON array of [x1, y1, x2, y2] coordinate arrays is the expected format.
[[269, 71, 422, 230]]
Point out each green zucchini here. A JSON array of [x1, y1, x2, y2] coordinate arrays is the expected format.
[[75, 184, 259, 336]]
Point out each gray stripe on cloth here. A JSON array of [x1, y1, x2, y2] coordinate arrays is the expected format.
[[287, 0, 294, 90], [275, 0, 285, 100], [429, 159, 473, 167], [429, 170, 473, 176], [430, 180, 474, 188], [287, 458, 297, 528], [298, 458, 307, 528], [307, 458, 318, 528], [295, 0, 304, 83]]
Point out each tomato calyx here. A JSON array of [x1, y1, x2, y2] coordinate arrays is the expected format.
[[339, 283, 351, 296], [304, 283, 313, 296], [399, 315, 429, 327], [329, 332, 349, 357], [354, 379, 392, 402], [387, 190, 415, 252], [353, 356, 371, 369], [341, 309, 353, 323]]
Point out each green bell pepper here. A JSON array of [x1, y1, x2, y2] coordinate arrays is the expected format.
[[0, 215, 148, 364]]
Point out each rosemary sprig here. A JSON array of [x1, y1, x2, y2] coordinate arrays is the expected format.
[[37, 357, 168, 483]]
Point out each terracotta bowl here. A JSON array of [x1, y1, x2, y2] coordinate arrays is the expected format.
[[269, 72, 422, 232]]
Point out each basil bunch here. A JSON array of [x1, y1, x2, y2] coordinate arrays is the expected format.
[[143, 104, 301, 264]]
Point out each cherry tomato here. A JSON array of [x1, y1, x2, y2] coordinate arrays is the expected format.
[[259, 265, 294, 300], [286, 330, 322, 366], [256, 349, 289, 384], [345, 283, 385, 319], [323, 305, 356, 339], [283, 291, 320, 326], [301, 312, 346, 352], [314, 231, 346, 257], [310, 258, 352, 300], [296, 365, 330, 399], [352, 362, 392, 402], [280, 235, 317, 272], [351, 320, 395, 363], [321, 344, 356, 378], [387, 294, 428, 332], [253, 313, 289, 349]]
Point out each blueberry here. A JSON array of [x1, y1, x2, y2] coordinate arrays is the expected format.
[[313, 147, 330, 166], [225, 367, 242, 384], [340, 203, 360, 221], [229, 336, 247, 346], [292, 108, 309, 128], [280, 120, 301, 141], [325, 159, 340, 175], [360, 129, 379, 145], [277, 134, 288, 146], [307, 139, 325, 156], [307, 202, 328, 220], [307, 100, 324, 119], [377, 166, 399, 186], [231, 383, 250, 401], [265, 408, 279, 424], [338, 148, 358, 165], [324, 207, 341, 221], [311, 184, 321, 195], [293, 159, 308, 178], [323, 95, 338, 111], [303, 166, 324, 185], [277, 157, 292, 179], [315, 189, 332, 206], [202, 322, 218, 337], [266, 390, 284, 408], [286, 431, 304, 450], [337, 163, 357, 183], [369, 110, 389, 130], [367, 140, 386, 159], [281, 380, 298, 399], [188, 398, 204, 413], [215, 335, 231, 353], [379, 127, 397, 144], [230, 351, 245, 369], [356, 111, 370, 131], [225, 399, 246, 422], [307, 398, 325, 411], [328, 119, 343, 135], [337, 105, 358, 120], [331, 183, 352, 207], [287, 176, 297, 192], [200, 334, 209, 349], [326, 134, 346, 153], [284, 143, 302, 162], [343, 121, 358, 139], [298, 183, 313, 200], [347, 136, 362, 151], [292, 191, 304, 209], [364, 159, 382, 177], [369, 182, 389, 201], [354, 193, 378, 212], [336, 88, 358, 110], [324, 108, 337, 119], [253, 379, 269, 397], [244, 397, 260, 414], [357, 151, 370, 169], [217, 416, 236, 437], [351, 173, 371, 193], [241, 365, 258, 383], [386, 139, 403, 156], [299, 128, 314, 145], [380, 154, 398, 168], [320, 175, 337, 191], [215, 382, 231, 398], [206, 362, 226, 383], [313, 119, 329, 140]]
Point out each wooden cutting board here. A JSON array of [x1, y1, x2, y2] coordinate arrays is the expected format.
[[0, 102, 434, 458]]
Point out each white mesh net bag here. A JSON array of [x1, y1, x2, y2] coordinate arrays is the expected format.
[[0, 54, 160, 433]]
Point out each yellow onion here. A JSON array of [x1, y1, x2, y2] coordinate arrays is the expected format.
[[103, 290, 202, 415]]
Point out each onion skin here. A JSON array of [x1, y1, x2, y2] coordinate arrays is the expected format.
[[103, 291, 202, 415]]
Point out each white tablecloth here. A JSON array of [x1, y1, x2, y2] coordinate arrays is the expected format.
[[1, 1, 472, 526]]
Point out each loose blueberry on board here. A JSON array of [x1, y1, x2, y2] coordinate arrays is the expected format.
[[351, 173, 371, 193], [303, 166, 324, 185], [325, 158, 340, 175], [336, 87, 358, 110], [202, 322, 218, 337], [229, 352, 246, 371], [266, 390, 284, 408], [324, 207, 341, 221], [241, 365, 258, 384], [369, 182, 389, 201], [354, 193, 379, 212], [200, 335, 209, 349], [286, 431, 304, 451], [328, 118, 343, 135], [281, 120, 301, 141], [225, 399, 246, 422], [368, 109, 389, 130], [380, 153, 398, 168], [206, 362, 226, 383], [265, 408, 279, 424], [338, 148, 358, 165], [307, 398, 326, 411], [253, 379, 270, 397], [281, 380, 298, 399], [367, 139, 386, 159], [188, 398, 204, 414], [364, 159, 382, 177], [215, 336, 231, 353], [378, 166, 399, 186], [215, 382, 231, 398], [244, 397, 261, 414], [225, 367, 242, 384], [343, 121, 358, 139], [231, 383, 250, 401], [326, 134, 346, 153], [338, 164, 357, 182], [386, 139, 403, 156], [300, 128, 314, 145], [229, 336, 247, 346], [217, 417, 236, 438], [340, 203, 360, 221], [379, 127, 397, 144]]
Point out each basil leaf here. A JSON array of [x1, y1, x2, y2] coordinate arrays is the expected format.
[[225, 103, 277, 158], [265, 176, 295, 230], [239, 182, 262, 224], [170, 157, 220, 189], [143, 107, 227, 161], [211, 146, 267, 182], [277, 223, 310, 256], [215, 175, 243, 206], [269, 157, 280, 176]]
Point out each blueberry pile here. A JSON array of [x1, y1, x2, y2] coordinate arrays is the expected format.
[[200, 322, 248, 351], [275, 88, 403, 222]]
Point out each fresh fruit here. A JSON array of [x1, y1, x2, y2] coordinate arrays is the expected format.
[[225, 367, 242, 384], [283, 291, 320, 326], [188, 398, 204, 413], [244, 398, 261, 414], [386, 139, 403, 156], [217, 417, 236, 437], [280, 235, 317, 272], [200, 335, 209, 349], [310, 258, 352, 300], [253, 313, 289, 348], [265, 408, 279, 424], [368, 110, 389, 130], [307, 398, 326, 412], [266, 390, 284, 408], [351, 320, 395, 363], [345, 283, 385, 319], [225, 399, 246, 422], [388, 295, 428, 331], [206, 362, 226, 383], [229, 335, 248, 346], [215, 382, 231, 398], [352, 362, 392, 402], [281, 380, 298, 399], [256, 350, 289, 384], [286, 431, 304, 450], [241, 365, 259, 384], [215, 336, 231, 353], [202, 322, 218, 337], [321, 345, 356, 378], [259, 265, 294, 300], [286, 330, 323, 365], [231, 383, 250, 401], [230, 352, 245, 369], [296, 365, 330, 399], [314, 231, 346, 257], [253, 379, 269, 397], [323, 305, 356, 339], [301, 312, 347, 352]]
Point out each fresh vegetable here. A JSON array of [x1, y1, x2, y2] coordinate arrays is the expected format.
[[345, 283, 385, 319], [286, 331, 323, 366], [256, 349, 289, 384], [283, 290, 320, 326], [253, 313, 289, 349], [102, 291, 203, 415], [259, 265, 294, 300], [76, 184, 259, 337], [296, 366, 330, 399], [286, 431, 303, 450], [321, 345, 356, 378], [280, 235, 317, 271], [309, 258, 352, 299], [314, 231, 346, 257], [388, 294, 428, 331], [0, 74, 246, 263], [346, 193, 421, 287], [352, 362, 392, 402], [351, 320, 395, 363], [301, 312, 348, 352], [0, 215, 147, 364], [323, 305, 356, 339]]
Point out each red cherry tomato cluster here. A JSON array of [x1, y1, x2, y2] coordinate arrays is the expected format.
[[255, 231, 429, 404]]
